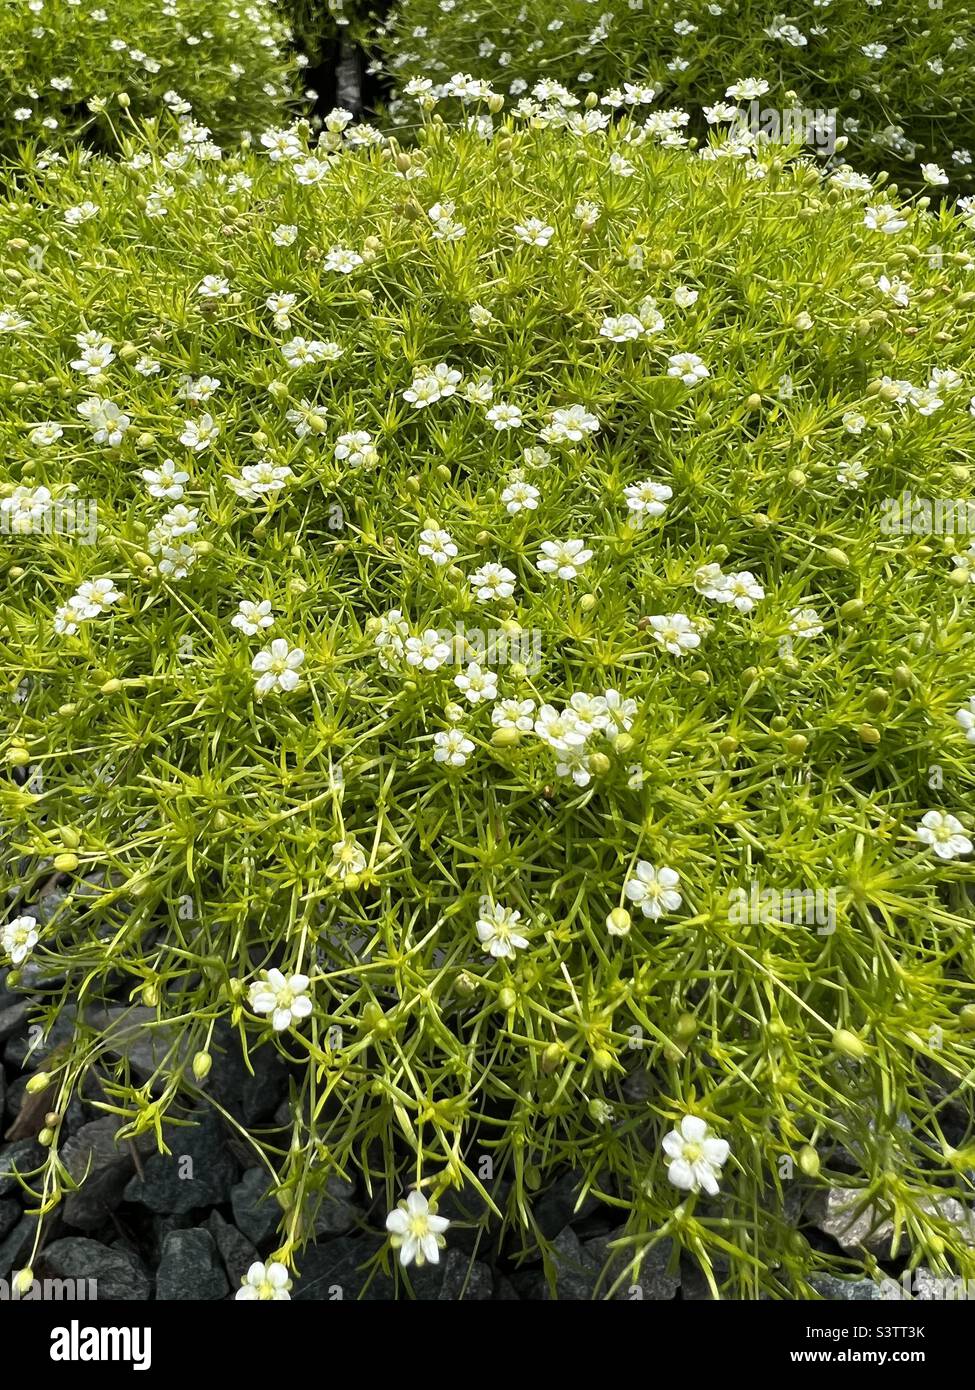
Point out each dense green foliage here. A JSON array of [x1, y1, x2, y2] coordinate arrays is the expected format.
[[376, 0, 975, 184], [3, 102, 975, 1295], [0, 0, 299, 155]]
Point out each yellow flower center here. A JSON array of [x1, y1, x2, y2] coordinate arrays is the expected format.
[[408, 1213, 431, 1239]]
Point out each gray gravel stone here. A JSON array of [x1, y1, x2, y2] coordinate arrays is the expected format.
[[291, 1235, 391, 1301], [37, 1236, 152, 1301], [437, 1249, 494, 1300], [0, 1139, 44, 1199], [510, 1227, 602, 1300], [0, 1197, 19, 1240], [812, 1187, 975, 1257], [584, 1230, 679, 1300], [312, 1174, 360, 1238], [204, 1023, 289, 1126], [4, 1006, 76, 1069], [680, 1254, 731, 1300], [207, 1209, 259, 1288], [0, 1213, 35, 1277], [60, 1117, 149, 1231], [810, 1273, 901, 1300], [156, 1228, 229, 1301], [534, 1169, 601, 1239], [124, 1112, 237, 1215], [231, 1167, 281, 1245], [0, 1001, 29, 1045]]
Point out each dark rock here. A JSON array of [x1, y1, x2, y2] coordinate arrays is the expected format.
[[680, 1254, 731, 1300], [156, 1228, 229, 1301], [534, 1169, 601, 1240], [0, 1197, 19, 1240], [621, 1064, 655, 1103], [207, 1210, 258, 1288], [584, 1230, 679, 1300], [60, 1117, 149, 1231], [3, 1075, 28, 1130], [60, 1096, 88, 1139], [4, 1005, 76, 1070], [0, 1139, 44, 1199], [147, 1215, 196, 1269], [30, 886, 74, 928], [231, 1167, 281, 1246], [37, 1237, 151, 1301], [312, 1174, 360, 1238], [544, 1227, 603, 1299], [437, 1249, 493, 1300], [204, 1022, 289, 1126], [82, 1005, 186, 1082], [292, 1234, 391, 1301], [510, 1227, 602, 1300], [124, 1112, 237, 1215], [0, 1001, 29, 1045], [0, 1213, 39, 1278]]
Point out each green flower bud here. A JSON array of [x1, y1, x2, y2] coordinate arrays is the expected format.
[[491, 727, 520, 747], [606, 907, 631, 937], [832, 1027, 868, 1059], [798, 1144, 821, 1177], [192, 1051, 213, 1081], [840, 598, 866, 620]]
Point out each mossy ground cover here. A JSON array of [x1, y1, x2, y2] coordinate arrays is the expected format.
[[375, 0, 975, 188], [2, 101, 975, 1295], [0, 0, 300, 157]]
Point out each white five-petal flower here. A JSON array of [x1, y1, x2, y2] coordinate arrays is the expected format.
[[662, 1116, 730, 1195], [385, 1190, 450, 1267], [248, 969, 313, 1032]]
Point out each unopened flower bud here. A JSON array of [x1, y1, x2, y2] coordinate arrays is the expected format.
[[832, 1027, 868, 1059], [606, 907, 631, 937], [491, 727, 520, 747], [192, 1050, 212, 1081], [798, 1144, 821, 1177]]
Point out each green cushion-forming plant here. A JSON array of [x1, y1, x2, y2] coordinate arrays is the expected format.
[[0, 0, 299, 157], [375, 0, 975, 187], [2, 100, 975, 1296]]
